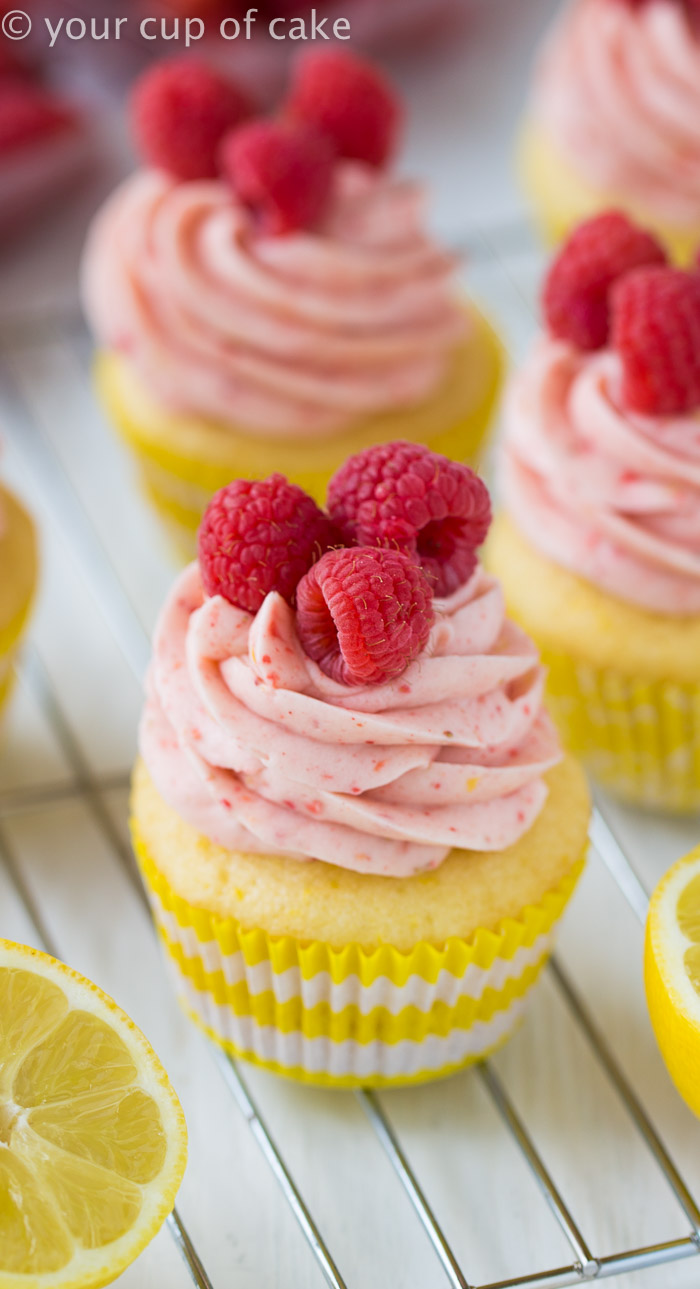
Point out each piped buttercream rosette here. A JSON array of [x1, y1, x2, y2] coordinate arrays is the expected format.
[[142, 561, 559, 878]]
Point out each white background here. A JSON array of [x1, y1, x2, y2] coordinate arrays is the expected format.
[[3, 2, 700, 1286]]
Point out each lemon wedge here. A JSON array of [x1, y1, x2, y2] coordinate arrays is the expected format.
[[0, 939, 187, 1288], [645, 847, 700, 1118]]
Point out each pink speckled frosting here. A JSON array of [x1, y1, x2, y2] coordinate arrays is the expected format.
[[533, 0, 700, 227], [141, 562, 559, 877], [82, 162, 464, 437], [502, 338, 700, 614]]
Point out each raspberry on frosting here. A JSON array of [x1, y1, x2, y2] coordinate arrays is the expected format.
[[296, 546, 434, 686], [130, 57, 252, 181], [543, 211, 666, 352], [198, 474, 339, 614], [327, 442, 492, 598], [611, 266, 700, 415], [219, 119, 335, 234], [286, 49, 402, 169]]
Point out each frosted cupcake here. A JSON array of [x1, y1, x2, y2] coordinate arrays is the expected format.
[[489, 211, 700, 810], [520, 0, 700, 263], [82, 52, 503, 559], [132, 443, 589, 1087], [0, 472, 37, 719], [0, 75, 89, 236]]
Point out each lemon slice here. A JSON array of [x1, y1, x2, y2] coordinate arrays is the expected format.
[[645, 847, 700, 1118], [0, 939, 187, 1289]]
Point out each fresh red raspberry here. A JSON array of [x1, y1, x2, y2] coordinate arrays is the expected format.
[[0, 83, 75, 156], [286, 50, 402, 169], [296, 546, 434, 686], [198, 475, 339, 614], [220, 118, 335, 234], [327, 442, 492, 598], [611, 266, 700, 415], [543, 211, 666, 351], [130, 58, 252, 181]]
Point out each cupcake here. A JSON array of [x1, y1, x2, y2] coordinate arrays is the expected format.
[[82, 52, 503, 560], [0, 471, 37, 719], [489, 211, 700, 811], [131, 444, 590, 1088], [520, 0, 700, 264], [0, 75, 90, 237]]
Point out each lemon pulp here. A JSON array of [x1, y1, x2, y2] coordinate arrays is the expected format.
[[0, 942, 187, 1288], [645, 850, 700, 1119]]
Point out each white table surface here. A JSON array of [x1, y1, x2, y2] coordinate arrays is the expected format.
[[3, 4, 700, 1287]]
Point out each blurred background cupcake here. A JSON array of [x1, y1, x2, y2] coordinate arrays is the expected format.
[[0, 9, 92, 237], [488, 211, 700, 811], [0, 461, 37, 722], [519, 0, 700, 263], [82, 50, 503, 558]]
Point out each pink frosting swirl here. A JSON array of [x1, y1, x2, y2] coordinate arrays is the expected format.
[[502, 338, 700, 614], [81, 163, 464, 438], [533, 0, 700, 226], [141, 563, 560, 877]]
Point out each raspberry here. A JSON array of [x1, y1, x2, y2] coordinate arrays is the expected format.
[[130, 58, 252, 181], [198, 475, 339, 614], [296, 546, 434, 686], [286, 50, 402, 169], [611, 266, 700, 415], [543, 211, 666, 351], [0, 83, 74, 156], [327, 442, 492, 598], [220, 119, 335, 234]]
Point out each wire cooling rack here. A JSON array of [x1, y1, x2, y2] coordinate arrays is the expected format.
[[3, 212, 700, 1288]]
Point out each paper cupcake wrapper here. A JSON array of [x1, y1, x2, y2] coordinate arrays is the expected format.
[[545, 651, 700, 812], [134, 826, 584, 1088]]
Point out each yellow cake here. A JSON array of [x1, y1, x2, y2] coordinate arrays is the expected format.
[[489, 514, 700, 812], [132, 756, 589, 1088], [519, 121, 699, 267], [95, 310, 503, 562], [133, 754, 588, 951], [0, 483, 38, 718]]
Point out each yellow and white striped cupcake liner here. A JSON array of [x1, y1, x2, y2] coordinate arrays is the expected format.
[[545, 651, 700, 812], [134, 827, 585, 1088]]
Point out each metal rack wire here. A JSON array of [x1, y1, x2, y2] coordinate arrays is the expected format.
[[2, 253, 700, 1289]]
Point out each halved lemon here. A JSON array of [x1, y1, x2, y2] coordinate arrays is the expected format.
[[0, 939, 188, 1288], [645, 847, 700, 1118]]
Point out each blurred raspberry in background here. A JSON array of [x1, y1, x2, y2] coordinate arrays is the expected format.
[[0, 1, 92, 235]]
